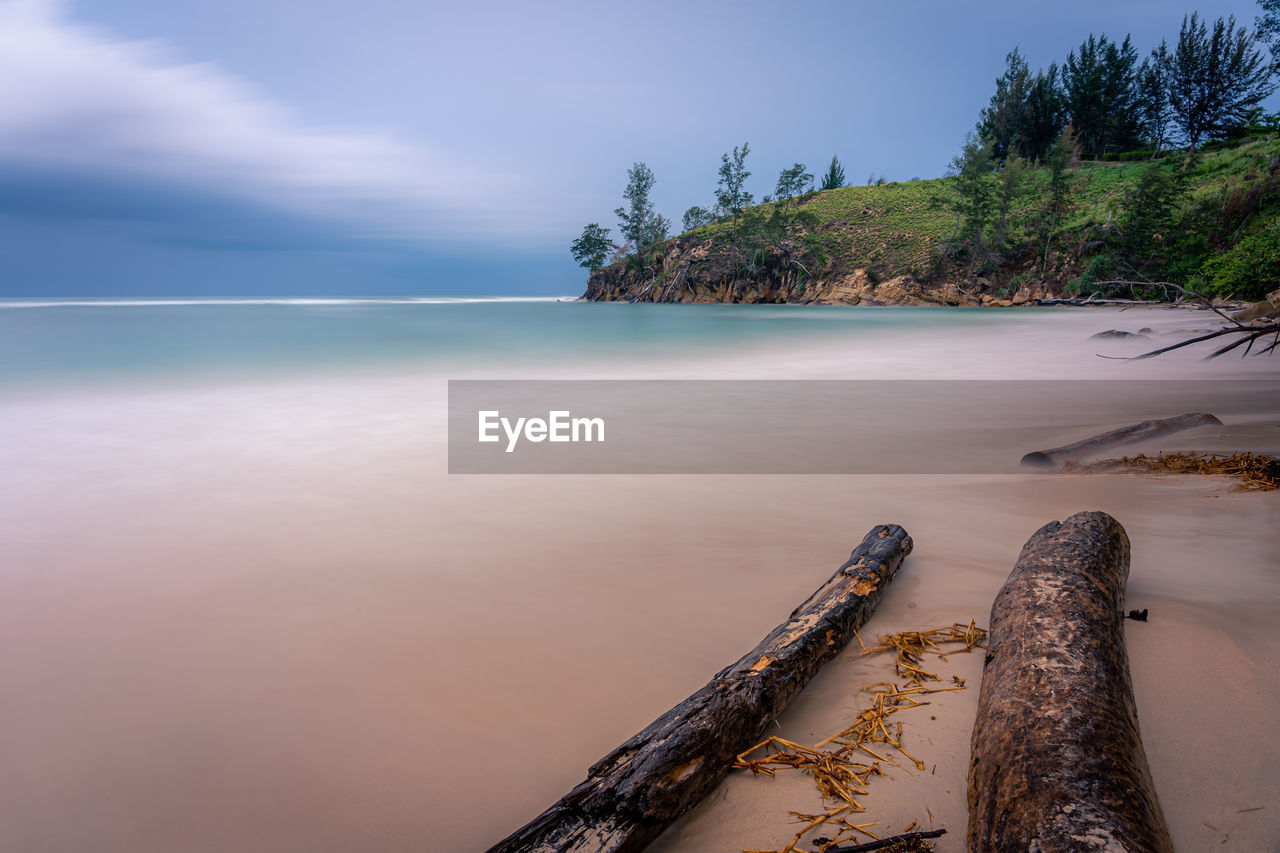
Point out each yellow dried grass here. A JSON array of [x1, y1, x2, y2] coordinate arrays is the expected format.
[[1058, 451, 1280, 491], [734, 621, 988, 853]]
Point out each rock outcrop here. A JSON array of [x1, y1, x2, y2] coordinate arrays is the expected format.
[[584, 238, 1056, 307], [1230, 287, 1280, 322]]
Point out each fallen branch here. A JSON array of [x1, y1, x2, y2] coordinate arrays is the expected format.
[[1089, 278, 1241, 325], [826, 828, 946, 852], [1019, 412, 1221, 468], [1034, 295, 1155, 306], [487, 524, 913, 853], [1080, 278, 1280, 359], [1099, 321, 1280, 360], [967, 511, 1174, 852]]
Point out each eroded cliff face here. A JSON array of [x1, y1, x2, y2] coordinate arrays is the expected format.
[[584, 237, 1056, 307]]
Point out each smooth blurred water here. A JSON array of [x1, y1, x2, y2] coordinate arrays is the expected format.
[[0, 297, 1014, 392], [1, 298, 1277, 852]]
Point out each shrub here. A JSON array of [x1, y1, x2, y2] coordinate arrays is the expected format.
[[1199, 218, 1280, 299], [1067, 255, 1116, 294]]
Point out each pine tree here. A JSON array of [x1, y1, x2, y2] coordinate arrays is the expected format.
[[948, 134, 997, 274], [1040, 127, 1078, 274], [1138, 41, 1174, 153], [819, 155, 846, 191], [1170, 13, 1276, 152], [993, 153, 1030, 249], [979, 48, 1032, 161], [1019, 64, 1065, 162], [1116, 160, 1189, 277], [1063, 34, 1141, 157], [1256, 0, 1280, 62]]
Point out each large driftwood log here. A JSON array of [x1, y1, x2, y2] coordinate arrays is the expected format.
[[1020, 412, 1222, 468], [488, 524, 913, 853], [967, 511, 1173, 853]]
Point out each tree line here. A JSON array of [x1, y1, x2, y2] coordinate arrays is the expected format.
[[571, 149, 850, 275], [980, 12, 1276, 164], [946, 8, 1280, 298]]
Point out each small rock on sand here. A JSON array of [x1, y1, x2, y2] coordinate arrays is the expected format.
[[1090, 329, 1151, 340]]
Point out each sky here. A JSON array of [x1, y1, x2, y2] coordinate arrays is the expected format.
[[0, 0, 1275, 296]]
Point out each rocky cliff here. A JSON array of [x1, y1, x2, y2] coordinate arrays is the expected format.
[[584, 236, 1056, 307]]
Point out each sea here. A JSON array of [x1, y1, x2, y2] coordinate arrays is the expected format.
[[1, 297, 1277, 851], [0, 296, 1030, 392]]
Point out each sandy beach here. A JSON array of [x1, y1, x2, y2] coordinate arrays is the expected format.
[[0, 305, 1277, 851]]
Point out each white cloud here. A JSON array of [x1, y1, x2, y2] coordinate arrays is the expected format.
[[0, 0, 553, 242]]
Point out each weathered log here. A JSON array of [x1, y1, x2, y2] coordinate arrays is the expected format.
[[488, 524, 913, 853], [1020, 412, 1222, 468], [966, 511, 1173, 853]]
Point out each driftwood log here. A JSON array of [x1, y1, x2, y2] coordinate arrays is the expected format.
[[967, 511, 1173, 852], [1020, 412, 1221, 468], [488, 524, 913, 853]]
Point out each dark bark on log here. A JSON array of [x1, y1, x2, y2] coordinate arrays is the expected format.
[[487, 524, 913, 853], [966, 511, 1174, 853], [1020, 412, 1222, 468]]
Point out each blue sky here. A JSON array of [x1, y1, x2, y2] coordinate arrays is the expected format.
[[0, 0, 1273, 296]]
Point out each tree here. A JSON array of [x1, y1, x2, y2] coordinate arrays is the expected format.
[[642, 212, 671, 249], [682, 205, 714, 232], [1256, 0, 1280, 62], [979, 48, 1033, 161], [1063, 33, 1141, 157], [1114, 160, 1189, 278], [1040, 127, 1078, 274], [570, 223, 612, 273], [614, 162, 663, 269], [1138, 41, 1174, 153], [1170, 13, 1277, 152], [979, 49, 1064, 163], [993, 153, 1030, 249], [819, 154, 846, 190], [947, 134, 997, 273], [774, 162, 814, 202], [1020, 65, 1066, 162], [715, 142, 753, 243]]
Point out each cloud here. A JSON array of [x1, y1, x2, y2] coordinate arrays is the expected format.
[[0, 165, 391, 252], [0, 0, 553, 243]]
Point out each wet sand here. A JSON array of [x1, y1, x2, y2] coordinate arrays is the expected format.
[[0, 306, 1276, 851]]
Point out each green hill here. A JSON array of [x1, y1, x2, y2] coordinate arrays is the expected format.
[[586, 137, 1280, 305]]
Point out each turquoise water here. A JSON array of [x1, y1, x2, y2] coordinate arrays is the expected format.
[[2, 297, 1278, 852], [0, 297, 1010, 391]]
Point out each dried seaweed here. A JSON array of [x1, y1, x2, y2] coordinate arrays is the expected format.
[[1058, 451, 1280, 491], [734, 622, 988, 853]]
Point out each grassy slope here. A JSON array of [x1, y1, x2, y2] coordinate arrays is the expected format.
[[674, 136, 1280, 287]]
